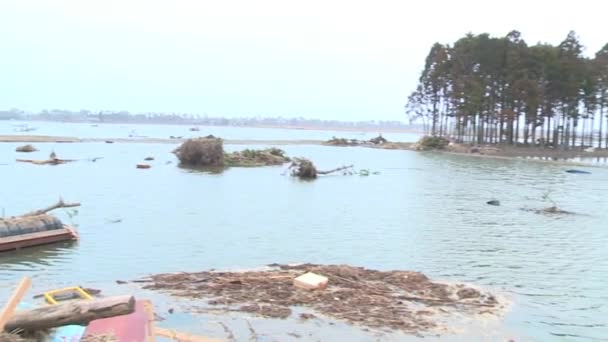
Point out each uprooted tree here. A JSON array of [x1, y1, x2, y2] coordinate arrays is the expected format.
[[287, 158, 354, 179], [173, 137, 225, 167]]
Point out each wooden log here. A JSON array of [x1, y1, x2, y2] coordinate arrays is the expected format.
[[4, 295, 135, 332], [0, 277, 32, 330]]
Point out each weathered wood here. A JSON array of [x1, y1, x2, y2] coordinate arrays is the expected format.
[[22, 199, 81, 217], [0, 277, 32, 330], [16, 158, 75, 165], [0, 227, 77, 253], [5, 295, 135, 332]]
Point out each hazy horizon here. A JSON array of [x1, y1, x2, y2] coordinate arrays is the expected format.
[[1, 0, 606, 121]]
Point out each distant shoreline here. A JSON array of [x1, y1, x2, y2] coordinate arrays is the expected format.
[[6, 119, 422, 134]]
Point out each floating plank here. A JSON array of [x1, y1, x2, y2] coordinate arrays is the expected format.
[[0, 226, 77, 253], [0, 277, 32, 330]]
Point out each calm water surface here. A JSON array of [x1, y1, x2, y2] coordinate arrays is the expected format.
[[0, 124, 607, 341]]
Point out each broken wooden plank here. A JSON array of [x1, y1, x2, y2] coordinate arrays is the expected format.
[[0, 277, 32, 330]]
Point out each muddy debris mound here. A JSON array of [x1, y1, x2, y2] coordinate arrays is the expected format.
[[224, 148, 291, 167], [16, 144, 38, 153], [324, 135, 389, 147], [414, 136, 450, 151], [173, 137, 224, 167], [136, 264, 502, 334], [324, 137, 360, 146]]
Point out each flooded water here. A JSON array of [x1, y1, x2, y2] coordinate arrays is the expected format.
[[0, 122, 607, 341], [1, 120, 420, 142]]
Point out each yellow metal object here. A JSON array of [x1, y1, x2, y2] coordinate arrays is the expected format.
[[44, 287, 93, 305]]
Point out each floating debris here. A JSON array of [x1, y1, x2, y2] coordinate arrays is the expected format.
[[136, 164, 151, 169], [136, 264, 503, 334], [565, 169, 591, 174]]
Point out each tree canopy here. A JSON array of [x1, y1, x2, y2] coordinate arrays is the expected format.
[[406, 31, 608, 149]]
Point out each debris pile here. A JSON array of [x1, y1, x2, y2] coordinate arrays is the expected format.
[[414, 136, 450, 151], [224, 148, 291, 167], [15, 144, 38, 153], [136, 264, 502, 334], [174, 138, 292, 168], [173, 137, 224, 167], [324, 135, 389, 147]]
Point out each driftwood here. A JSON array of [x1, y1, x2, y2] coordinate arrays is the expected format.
[[22, 199, 81, 217], [16, 152, 75, 165], [4, 295, 135, 332], [16, 158, 75, 165], [317, 165, 354, 175]]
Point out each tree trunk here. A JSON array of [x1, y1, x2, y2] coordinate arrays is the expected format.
[[600, 102, 605, 149], [5, 295, 135, 332]]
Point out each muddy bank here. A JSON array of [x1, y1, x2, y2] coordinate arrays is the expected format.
[[0, 135, 326, 146], [133, 264, 505, 335], [3, 134, 608, 164]]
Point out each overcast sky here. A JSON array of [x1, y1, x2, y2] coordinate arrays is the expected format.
[[1, 0, 605, 121]]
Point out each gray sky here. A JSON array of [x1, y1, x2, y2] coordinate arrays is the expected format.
[[1, 0, 605, 121]]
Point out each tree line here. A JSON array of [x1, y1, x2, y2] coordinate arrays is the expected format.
[[406, 31, 608, 149]]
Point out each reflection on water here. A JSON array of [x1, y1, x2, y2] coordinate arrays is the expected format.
[[0, 125, 607, 340]]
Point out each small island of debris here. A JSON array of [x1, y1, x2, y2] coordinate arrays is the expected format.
[[134, 264, 505, 335]]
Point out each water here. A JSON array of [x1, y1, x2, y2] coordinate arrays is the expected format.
[[0, 123, 607, 340]]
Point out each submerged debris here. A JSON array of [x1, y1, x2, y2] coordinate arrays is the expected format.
[[565, 169, 591, 174], [537, 206, 575, 215], [136, 264, 502, 334], [15, 144, 38, 153]]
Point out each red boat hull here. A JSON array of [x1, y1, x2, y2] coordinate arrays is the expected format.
[[84, 300, 154, 342]]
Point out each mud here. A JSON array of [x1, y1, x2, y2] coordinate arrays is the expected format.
[[135, 264, 503, 334]]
